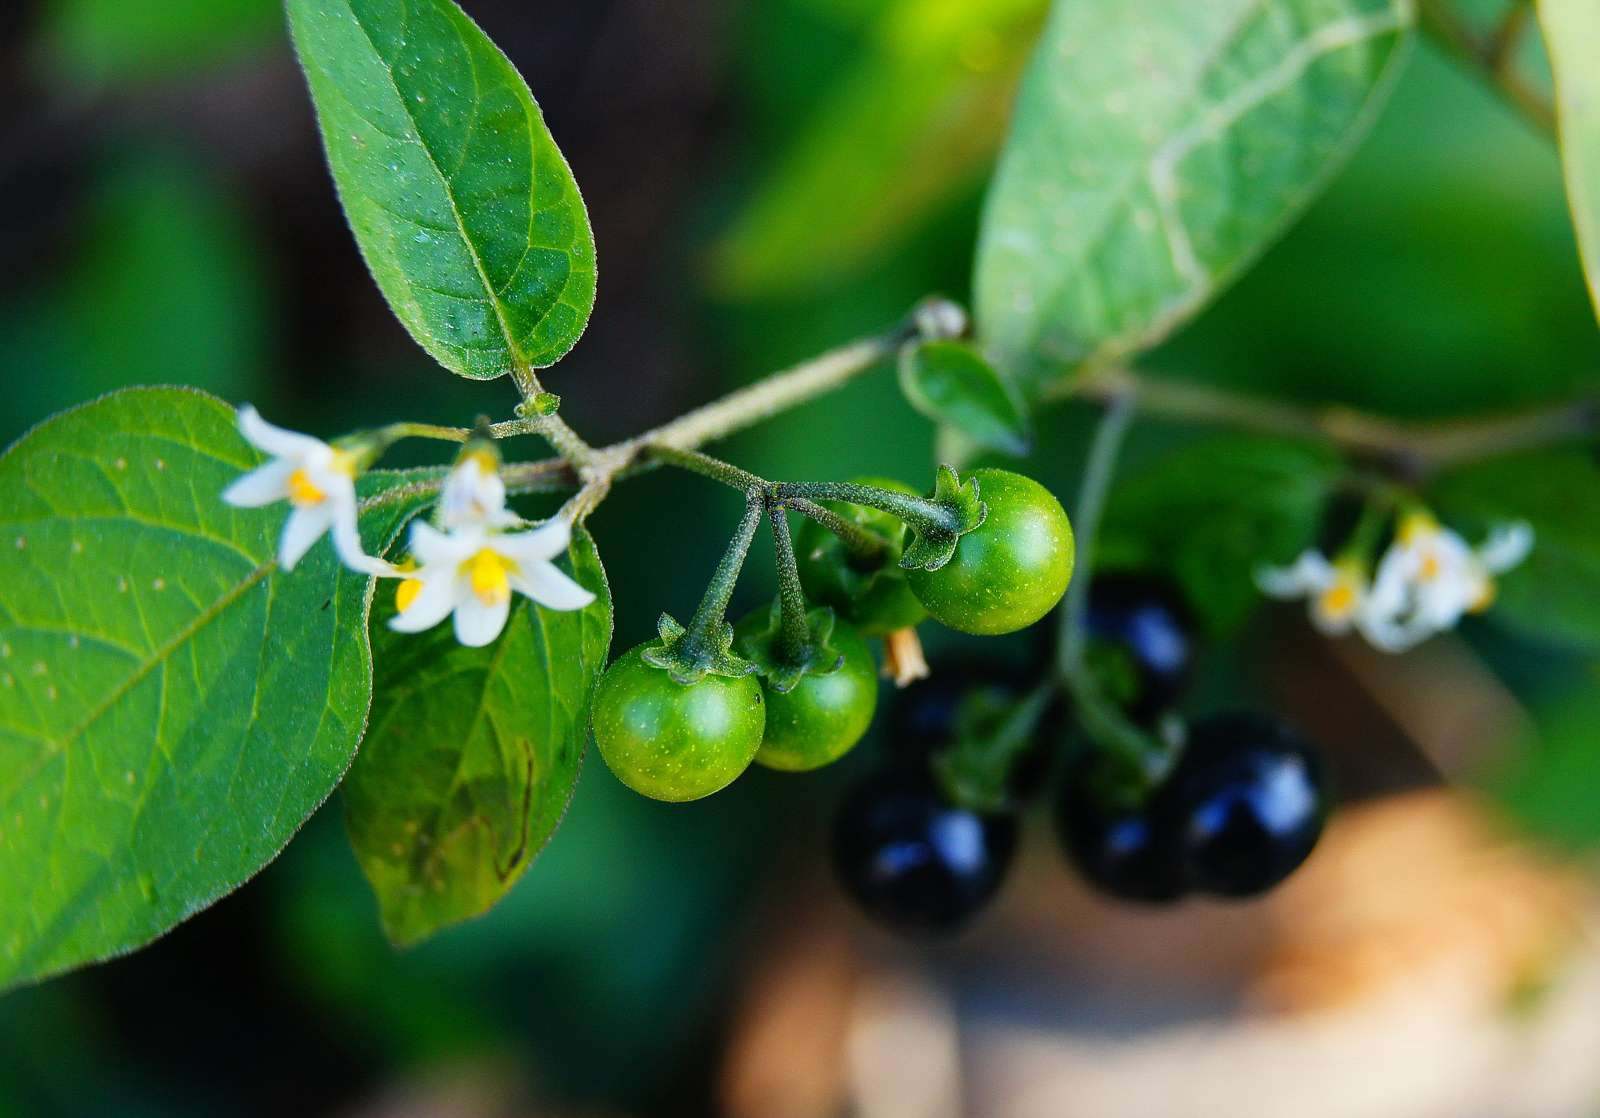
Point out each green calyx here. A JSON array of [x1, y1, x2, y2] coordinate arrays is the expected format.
[[931, 683, 1054, 813], [736, 600, 846, 694], [641, 612, 757, 685], [899, 464, 988, 572]]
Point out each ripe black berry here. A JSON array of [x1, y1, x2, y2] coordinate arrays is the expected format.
[[1162, 713, 1326, 898], [832, 768, 1018, 934], [1055, 753, 1186, 904], [1082, 572, 1194, 723]]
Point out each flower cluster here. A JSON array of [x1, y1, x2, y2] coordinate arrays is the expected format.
[[1257, 510, 1532, 653], [223, 407, 593, 647]]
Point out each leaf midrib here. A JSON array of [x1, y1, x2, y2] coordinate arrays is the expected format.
[[342, 0, 533, 374]]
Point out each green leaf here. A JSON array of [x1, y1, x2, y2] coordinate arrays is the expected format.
[[345, 528, 611, 946], [1430, 450, 1600, 650], [711, 0, 1047, 296], [1540, 0, 1600, 324], [1099, 434, 1341, 633], [975, 0, 1411, 392], [0, 388, 420, 989], [286, 0, 596, 380], [898, 340, 1031, 455]]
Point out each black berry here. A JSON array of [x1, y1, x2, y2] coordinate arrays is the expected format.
[[1161, 713, 1327, 898], [1082, 572, 1194, 723], [1055, 752, 1186, 904], [832, 768, 1017, 934]]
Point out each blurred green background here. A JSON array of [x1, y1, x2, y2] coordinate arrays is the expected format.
[[1, 1, 1597, 1115]]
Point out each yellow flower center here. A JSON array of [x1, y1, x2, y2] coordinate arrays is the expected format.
[[1419, 550, 1442, 582], [287, 468, 327, 507], [395, 578, 425, 613], [1319, 582, 1358, 619], [464, 548, 514, 606]]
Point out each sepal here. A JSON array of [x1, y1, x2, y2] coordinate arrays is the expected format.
[[898, 465, 987, 572], [641, 612, 757, 684]]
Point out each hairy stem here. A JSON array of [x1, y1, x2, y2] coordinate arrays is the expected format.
[[777, 480, 959, 537], [683, 493, 765, 655], [784, 497, 888, 561], [767, 503, 815, 665], [648, 445, 769, 491], [509, 366, 598, 466]]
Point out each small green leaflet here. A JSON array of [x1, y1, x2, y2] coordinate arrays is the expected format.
[[345, 529, 611, 947], [1540, 0, 1600, 324], [974, 0, 1411, 392], [1431, 450, 1600, 650], [287, 0, 596, 380], [897, 340, 1031, 456], [1098, 435, 1342, 634], [0, 388, 424, 990]]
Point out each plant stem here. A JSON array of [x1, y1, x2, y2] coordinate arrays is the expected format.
[[766, 502, 815, 665], [648, 445, 769, 491], [509, 366, 598, 466], [1069, 366, 1597, 480], [777, 480, 960, 536], [784, 497, 888, 561], [1056, 393, 1169, 783], [1418, 0, 1554, 136], [682, 492, 764, 656]]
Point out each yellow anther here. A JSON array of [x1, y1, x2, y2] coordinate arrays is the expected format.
[[465, 548, 514, 606], [1419, 551, 1442, 582], [395, 578, 425, 613], [287, 468, 326, 507]]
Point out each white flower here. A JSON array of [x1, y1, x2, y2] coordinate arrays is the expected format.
[[1256, 550, 1373, 638], [1362, 514, 1533, 652], [439, 449, 519, 530], [388, 518, 594, 646], [386, 456, 593, 646], [222, 406, 379, 572]]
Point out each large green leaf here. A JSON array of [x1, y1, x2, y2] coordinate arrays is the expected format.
[[1431, 450, 1600, 650], [0, 388, 426, 989], [1099, 434, 1342, 633], [712, 0, 1046, 296], [287, 0, 596, 380], [975, 0, 1411, 391], [1540, 0, 1600, 323], [345, 529, 611, 946]]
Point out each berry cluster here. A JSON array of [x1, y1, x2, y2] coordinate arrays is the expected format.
[[832, 574, 1330, 935]]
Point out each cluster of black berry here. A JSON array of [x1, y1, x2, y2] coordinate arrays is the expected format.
[[832, 574, 1330, 934]]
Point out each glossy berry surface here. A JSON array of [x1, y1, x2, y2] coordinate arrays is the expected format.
[[907, 469, 1074, 636], [591, 643, 766, 802], [1083, 572, 1194, 723], [832, 768, 1017, 934], [1055, 753, 1186, 904], [734, 612, 879, 772], [1162, 713, 1327, 898], [794, 476, 928, 635]]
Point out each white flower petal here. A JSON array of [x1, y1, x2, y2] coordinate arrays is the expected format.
[[238, 405, 326, 459], [511, 560, 595, 611], [222, 459, 295, 508], [279, 503, 334, 570], [328, 501, 386, 574], [454, 592, 512, 647], [388, 571, 460, 633], [495, 518, 572, 566], [440, 457, 516, 529], [409, 520, 478, 566], [1256, 550, 1334, 598], [1479, 521, 1533, 574]]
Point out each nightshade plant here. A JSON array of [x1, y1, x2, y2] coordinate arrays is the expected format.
[[3, 0, 1599, 977]]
